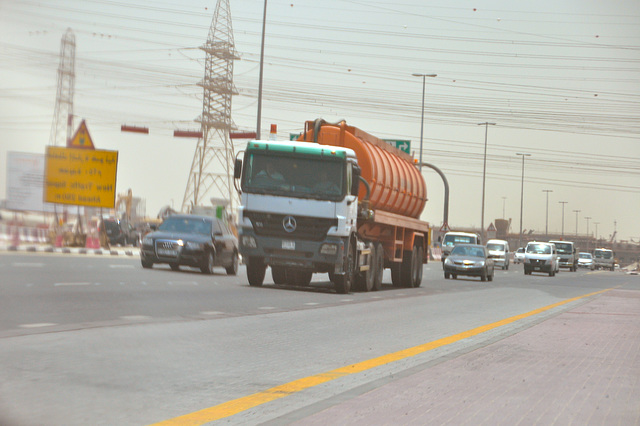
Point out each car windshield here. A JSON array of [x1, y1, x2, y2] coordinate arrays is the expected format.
[[486, 243, 505, 251], [158, 217, 212, 235], [516, 248, 524, 253], [451, 245, 484, 257], [527, 243, 551, 254]]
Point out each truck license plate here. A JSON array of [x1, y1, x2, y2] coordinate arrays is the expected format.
[[282, 240, 295, 250]]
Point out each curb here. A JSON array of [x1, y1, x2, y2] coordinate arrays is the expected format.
[[0, 244, 140, 257]]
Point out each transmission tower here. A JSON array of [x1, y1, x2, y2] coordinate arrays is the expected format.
[[181, 0, 239, 214], [49, 28, 76, 146]]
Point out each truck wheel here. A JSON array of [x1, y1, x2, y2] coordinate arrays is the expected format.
[[272, 266, 287, 284], [400, 247, 419, 288], [354, 244, 373, 292], [247, 257, 266, 287], [414, 246, 423, 288], [391, 263, 402, 287], [334, 242, 355, 294]]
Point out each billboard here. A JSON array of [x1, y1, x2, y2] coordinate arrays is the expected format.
[[44, 146, 118, 208], [5, 151, 56, 212]]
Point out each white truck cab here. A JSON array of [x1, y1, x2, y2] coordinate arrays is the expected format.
[[441, 231, 481, 263]]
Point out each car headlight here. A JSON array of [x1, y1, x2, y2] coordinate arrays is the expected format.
[[185, 241, 204, 250], [444, 258, 452, 265]]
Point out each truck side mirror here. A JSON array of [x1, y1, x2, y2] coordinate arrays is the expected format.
[[234, 158, 243, 179]]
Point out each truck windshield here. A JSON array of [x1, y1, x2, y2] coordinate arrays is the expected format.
[[242, 153, 345, 200], [443, 235, 476, 246], [553, 243, 572, 253], [594, 250, 612, 259]]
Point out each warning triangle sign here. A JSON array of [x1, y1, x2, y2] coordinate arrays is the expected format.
[[68, 120, 95, 149]]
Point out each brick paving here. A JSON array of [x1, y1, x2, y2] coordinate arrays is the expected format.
[[295, 289, 640, 425]]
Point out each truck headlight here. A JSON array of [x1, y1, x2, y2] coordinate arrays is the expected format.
[[320, 243, 338, 255], [242, 236, 257, 248]]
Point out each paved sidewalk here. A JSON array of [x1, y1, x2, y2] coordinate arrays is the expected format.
[[294, 289, 640, 425]]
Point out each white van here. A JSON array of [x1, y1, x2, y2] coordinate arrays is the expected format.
[[486, 239, 510, 270], [524, 241, 559, 277], [441, 231, 481, 263]]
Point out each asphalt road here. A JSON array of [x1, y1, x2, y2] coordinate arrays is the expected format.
[[0, 252, 633, 425]]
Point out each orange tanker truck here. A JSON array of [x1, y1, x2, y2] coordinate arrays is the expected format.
[[234, 119, 430, 293]]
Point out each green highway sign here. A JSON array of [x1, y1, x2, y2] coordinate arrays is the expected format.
[[383, 139, 411, 154]]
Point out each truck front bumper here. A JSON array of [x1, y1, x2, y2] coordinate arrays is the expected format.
[[239, 228, 345, 273]]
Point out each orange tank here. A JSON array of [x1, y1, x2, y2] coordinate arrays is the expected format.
[[300, 120, 427, 219]]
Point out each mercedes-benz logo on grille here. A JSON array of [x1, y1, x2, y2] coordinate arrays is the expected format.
[[283, 216, 297, 233]]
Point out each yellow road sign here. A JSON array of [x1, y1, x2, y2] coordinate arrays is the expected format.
[[67, 119, 95, 149], [44, 146, 118, 208]]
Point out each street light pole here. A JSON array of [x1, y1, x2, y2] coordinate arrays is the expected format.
[[559, 201, 568, 237], [542, 189, 553, 237], [412, 73, 437, 173], [516, 153, 531, 248], [585, 216, 591, 251], [256, 0, 268, 139], [478, 122, 496, 241], [573, 209, 581, 235], [594, 221, 600, 242], [502, 197, 506, 219]]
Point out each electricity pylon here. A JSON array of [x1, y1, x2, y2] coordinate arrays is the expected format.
[[181, 0, 239, 215], [49, 28, 76, 146]]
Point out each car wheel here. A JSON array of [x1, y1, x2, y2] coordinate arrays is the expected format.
[[141, 259, 153, 269], [444, 271, 450, 279], [488, 271, 494, 281], [226, 251, 239, 276], [200, 252, 214, 274], [170, 263, 180, 271], [481, 269, 487, 282]]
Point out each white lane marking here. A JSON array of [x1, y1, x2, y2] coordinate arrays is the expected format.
[[200, 311, 224, 315], [109, 264, 135, 269], [304, 303, 320, 306], [340, 299, 354, 302], [20, 323, 57, 328], [120, 315, 151, 321], [54, 282, 91, 286], [259, 306, 276, 310], [12, 262, 45, 267]]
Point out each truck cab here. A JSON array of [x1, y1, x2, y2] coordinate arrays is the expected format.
[[441, 231, 481, 263], [235, 140, 361, 292], [549, 240, 578, 271]]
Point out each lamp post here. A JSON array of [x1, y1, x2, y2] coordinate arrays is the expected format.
[[412, 73, 437, 172], [542, 189, 553, 237], [516, 153, 531, 248], [573, 209, 581, 235], [502, 197, 506, 219], [478, 122, 496, 241], [594, 221, 600, 242], [256, 0, 268, 139], [585, 216, 592, 251], [559, 201, 568, 237]]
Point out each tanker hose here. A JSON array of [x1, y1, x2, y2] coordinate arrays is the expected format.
[[313, 119, 326, 143]]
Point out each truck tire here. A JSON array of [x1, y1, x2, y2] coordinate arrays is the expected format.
[[372, 242, 384, 291], [400, 247, 420, 288], [391, 263, 402, 287], [271, 266, 287, 284], [414, 246, 423, 288], [354, 244, 373, 292], [334, 241, 355, 294], [247, 257, 266, 287]]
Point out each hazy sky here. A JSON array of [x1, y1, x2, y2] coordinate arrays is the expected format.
[[1, 0, 639, 242]]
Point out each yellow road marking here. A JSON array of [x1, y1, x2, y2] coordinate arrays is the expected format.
[[150, 287, 614, 426]]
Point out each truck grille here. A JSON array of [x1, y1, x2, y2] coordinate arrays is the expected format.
[[245, 211, 337, 241]]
